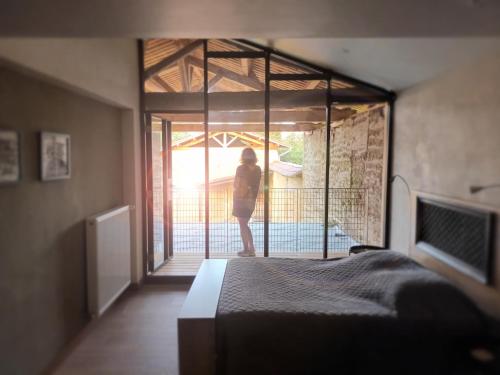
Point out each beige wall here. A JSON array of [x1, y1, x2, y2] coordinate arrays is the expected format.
[[0, 38, 143, 283], [0, 67, 124, 374], [272, 172, 302, 189], [390, 51, 500, 317]]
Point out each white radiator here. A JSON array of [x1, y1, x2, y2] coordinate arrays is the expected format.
[[86, 205, 131, 318]]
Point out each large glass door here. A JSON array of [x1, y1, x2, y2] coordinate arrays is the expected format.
[[141, 38, 393, 276], [206, 41, 266, 258], [145, 114, 170, 272], [268, 69, 329, 258]]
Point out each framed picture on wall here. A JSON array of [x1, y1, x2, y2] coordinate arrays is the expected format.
[[40, 132, 71, 181], [0, 129, 21, 184]]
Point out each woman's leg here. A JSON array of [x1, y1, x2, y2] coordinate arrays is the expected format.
[[246, 218, 255, 253], [238, 217, 250, 251]]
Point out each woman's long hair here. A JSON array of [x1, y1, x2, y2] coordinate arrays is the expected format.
[[240, 147, 257, 165]]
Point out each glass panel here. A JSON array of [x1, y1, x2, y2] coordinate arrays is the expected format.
[[208, 57, 265, 258], [151, 119, 166, 269], [328, 188, 366, 255], [207, 58, 264, 93], [207, 39, 259, 52], [171, 130, 206, 255], [327, 103, 388, 253], [144, 39, 194, 70], [143, 39, 204, 93], [270, 55, 322, 75], [330, 78, 355, 90], [270, 79, 328, 91], [269, 80, 327, 258], [330, 78, 384, 107]]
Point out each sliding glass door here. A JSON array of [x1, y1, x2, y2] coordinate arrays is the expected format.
[[268, 68, 329, 258], [206, 41, 266, 257], [141, 38, 392, 275], [145, 114, 170, 271]]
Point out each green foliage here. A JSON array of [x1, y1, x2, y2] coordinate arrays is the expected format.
[[271, 132, 304, 165]]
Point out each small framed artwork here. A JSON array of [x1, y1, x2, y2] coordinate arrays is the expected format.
[[0, 129, 21, 185], [40, 132, 71, 181]]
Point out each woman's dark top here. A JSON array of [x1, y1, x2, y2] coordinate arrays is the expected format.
[[232, 164, 261, 218]]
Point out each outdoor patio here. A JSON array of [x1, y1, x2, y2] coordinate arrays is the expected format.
[[151, 186, 367, 275], [153, 222, 361, 275]]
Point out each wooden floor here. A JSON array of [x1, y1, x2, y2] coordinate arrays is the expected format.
[[154, 252, 349, 276], [51, 285, 190, 375]]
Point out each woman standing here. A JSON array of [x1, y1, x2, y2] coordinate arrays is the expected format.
[[232, 147, 261, 257]]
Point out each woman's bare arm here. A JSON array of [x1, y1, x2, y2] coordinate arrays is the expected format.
[[233, 175, 244, 198]]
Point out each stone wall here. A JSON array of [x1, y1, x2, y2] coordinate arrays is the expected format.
[[302, 127, 326, 223], [303, 105, 387, 245]]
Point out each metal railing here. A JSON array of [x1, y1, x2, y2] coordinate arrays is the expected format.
[[153, 187, 367, 255]]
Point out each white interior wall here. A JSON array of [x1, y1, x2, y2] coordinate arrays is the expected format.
[[390, 51, 500, 316], [0, 38, 143, 283]]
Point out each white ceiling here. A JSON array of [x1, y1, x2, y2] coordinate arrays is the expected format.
[[2, 1, 500, 91], [259, 38, 500, 92], [2, 0, 500, 38]]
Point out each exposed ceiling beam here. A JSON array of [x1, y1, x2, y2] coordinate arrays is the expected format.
[[187, 56, 264, 91], [145, 89, 386, 112], [190, 66, 204, 92], [153, 108, 355, 123], [238, 39, 394, 97], [167, 123, 329, 132], [228, 131, 266, 146], [248, 70, 261, 85], [211, 133, 226, 147], [151, 76, 175, 92], [220, 39, 253, 52], [144, 39, 202, 80], [177, 58, 191, 91], [222, 39, 320, 77], [208, 74, 224, 91], [305, 80, 321, 89], [241, 58, 253, 76]]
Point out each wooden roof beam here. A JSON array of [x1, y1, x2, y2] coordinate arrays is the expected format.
[[208, 74, 224, 91], [145, 39, 203, 79], [168, 123, 328, 132], [152, 76, 175, 92], [145, 89, 386, 112], [177, 58, 191, 91], [153, 108, 355, 123], [305, 80, 321, 90], [187, 56, 264, 91], [241, 58, 253, 77]]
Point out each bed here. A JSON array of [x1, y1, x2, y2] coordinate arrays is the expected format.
[[178, 250, 493, 375]]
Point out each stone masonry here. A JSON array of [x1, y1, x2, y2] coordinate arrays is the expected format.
[[303, 105, 387, 246]]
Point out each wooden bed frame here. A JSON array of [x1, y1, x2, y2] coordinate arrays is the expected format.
[[178, 259, 227, 375]]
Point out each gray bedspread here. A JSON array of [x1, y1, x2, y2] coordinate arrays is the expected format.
[[216, 251, 487, 375]]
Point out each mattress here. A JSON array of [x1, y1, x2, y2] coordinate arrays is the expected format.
[[216, 251, 487, 375]]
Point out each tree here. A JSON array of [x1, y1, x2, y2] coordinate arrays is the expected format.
[[271, 132, 304, 165]]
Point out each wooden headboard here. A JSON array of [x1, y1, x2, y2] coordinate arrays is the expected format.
[[410, 191, 500, 318]]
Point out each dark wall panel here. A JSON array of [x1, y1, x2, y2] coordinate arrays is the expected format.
[[0, 67, 123, 374]]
